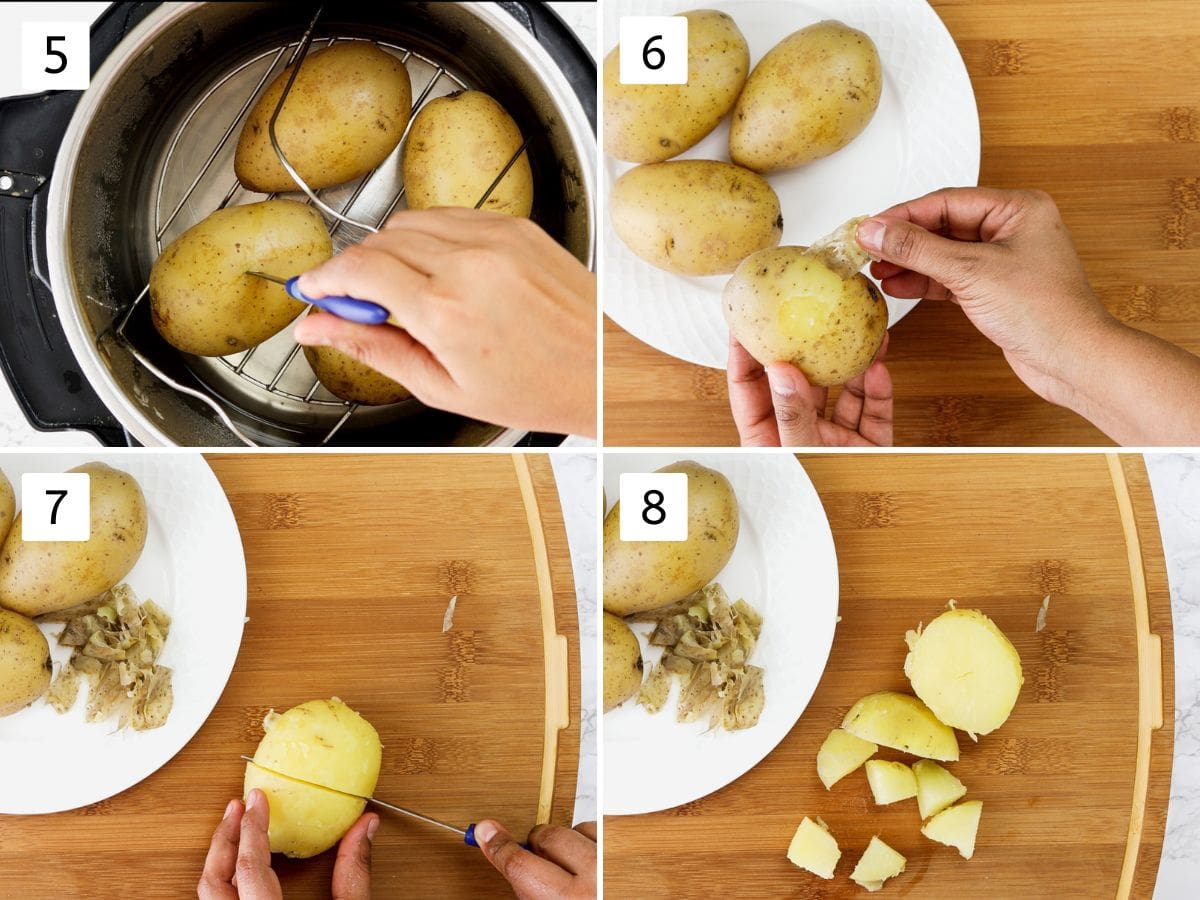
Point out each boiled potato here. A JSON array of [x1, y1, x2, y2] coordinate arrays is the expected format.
[[905, 609, 1023, 735], [403, 91, 532, 216], [303, 311, 411, 406], [0, 609, 51, 716], [841, 691, 959, 762], [610, 160, 782, 276], [604, 9, 749, 163], [723, 245, 887, 386], [603, 612, 643, 712], [850, 836, 906, 893], [816, 727, 876, 789], [150, 200, 332, 356], [0, 463, 147, 618], [913, 759, 967, 820], [730, 20, 882, 173], [235, 43, 413, 193], [603, 461, 739, 616], [786, 816, 840, 879], [921, 800, 982, 859], [865, 760, 917, 806], [0, 470, 13, 547], [244, 698, 382, 859]]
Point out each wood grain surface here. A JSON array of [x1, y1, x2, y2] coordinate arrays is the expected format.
[[604, 453, 1174, 898], [0, 453, 580, 899], [603, 1, 1200, 447]]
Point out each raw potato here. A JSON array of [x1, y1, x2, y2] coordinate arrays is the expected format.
[[603, 461, 739, 616], [403, 91, 532, 216], [0, 463, 147, 618], [786, 816, 840, 879], [244, 698, 382, 859], [730, 21, 882, 173], [816, 727, 877, 789], [850, 836, 906, 892], [604, 612, 643, 712], [0, 609, 51, 716], [865, 760, 918, 806], [604, 9, 749, 163], [0, 471, 13, 547], [724, 245, 888, 387], [610, 160, 783, 276], [303, 311, 411, 406], [150, 200, 333, 356], [905, 609, 1024, 735], [913, 759, 966, 820], [235, 43, 413, 193], [921, 800, 983, 859], [841, 691, 960, 762]]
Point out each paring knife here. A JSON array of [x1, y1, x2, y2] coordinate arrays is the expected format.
[[240, 756, 526, 849], [246, 271, 389, 326]]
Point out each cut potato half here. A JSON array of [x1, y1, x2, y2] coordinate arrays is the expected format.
[[921, 800, 983, 859], [850, 836, 906, 892], [865, 760, 917, 806], [786, 816, 841, 879], [817, 728, 878, 789], [905, 609, 1023, 735], [913, 759, 967, 820], [842, 691, 960, 761]]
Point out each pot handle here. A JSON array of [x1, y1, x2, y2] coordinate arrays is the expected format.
[[497, 1, 596, 130]]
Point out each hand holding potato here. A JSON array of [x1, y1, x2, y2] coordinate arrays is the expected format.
[[473, 819, 597, 900], [292, 209, 596, 437]]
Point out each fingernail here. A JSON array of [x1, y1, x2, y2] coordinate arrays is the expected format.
[[246, 790, 259, 811], [367, 815, 380, 842], [857, 218, 885, 254], [766, 366, 797, 398], [223, 799, 238, 820], [473, 821, 497, 847]]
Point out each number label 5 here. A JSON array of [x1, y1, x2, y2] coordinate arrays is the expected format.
[[619, 472, 688, 542], [618, 16, 688, 85], [20, 21, 90, 92], [21, 473, 91, 542]]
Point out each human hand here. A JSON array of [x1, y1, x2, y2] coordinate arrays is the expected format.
[[727, 334, 892, 447], [198, 789, 378, 900], [293, 209, 597, 437], [472, 819, 597, 899]]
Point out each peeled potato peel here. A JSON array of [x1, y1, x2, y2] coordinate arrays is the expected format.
[[806, 215, 875, 280]]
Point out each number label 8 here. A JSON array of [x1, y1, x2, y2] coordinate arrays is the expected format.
[[619, 472, 688, 542]]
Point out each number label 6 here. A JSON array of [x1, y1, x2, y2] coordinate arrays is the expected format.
[[618, 16, 688, 85]]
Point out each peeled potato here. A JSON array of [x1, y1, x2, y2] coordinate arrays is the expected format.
[[922, 800, 983, 859], [850, 836, 906, 893], [841, 691, 960, 762], [244, 698, 382, 859], [303, 311, 411, 406], [905, 609, 1024, 735], [816, 727, 876, 789]]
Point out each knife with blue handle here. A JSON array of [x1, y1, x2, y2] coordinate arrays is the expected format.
[[246, 271, 389, 325]]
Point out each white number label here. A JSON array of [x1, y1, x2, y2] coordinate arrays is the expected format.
[[21, 21, 90, 92], [619, 472, 688, 542], [21, 473, 90, 542], [619, 16, 688, 85]]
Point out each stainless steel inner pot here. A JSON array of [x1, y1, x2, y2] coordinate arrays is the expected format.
[[47, 1, 595, 447]]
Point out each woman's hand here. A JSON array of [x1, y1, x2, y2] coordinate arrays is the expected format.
[[472, 819, 597, 900]]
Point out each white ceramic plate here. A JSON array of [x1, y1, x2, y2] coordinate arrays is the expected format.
[[0, 453, 246, 814], [603, 453, 838, 815], [603, 0, 981, 369]]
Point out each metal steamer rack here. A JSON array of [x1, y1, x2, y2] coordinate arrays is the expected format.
[[110, 6, 531, 447]]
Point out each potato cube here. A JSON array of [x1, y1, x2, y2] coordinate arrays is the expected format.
[[921, 800, 983, 859], [865, 760, 917, 806], [786, 816, 841, 879], [913, 759, 967, 820], [817, 728, 877, 789], [850, 836, 907, 892]]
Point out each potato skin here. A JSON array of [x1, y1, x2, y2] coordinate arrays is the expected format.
[[610, 160, 782, 276], [150, 199, 332, 357], [303, 311, 411, 406], [604, 461, 739, 616], [235, 43, 413, 193], [603, 612, 643, 712], [403, 91, 532, 216], [723, 246, 887, 387], [0, 463, 148, 618], [0, 471, 13, 548], [730, 20, 882, 173], [604, 9, 749, 163], [244, 698, 382, 858], [0, 609, 51, 717]]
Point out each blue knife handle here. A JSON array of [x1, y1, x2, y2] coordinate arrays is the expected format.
[[284, 276, 389, 325], [464, 824, 530, 851]]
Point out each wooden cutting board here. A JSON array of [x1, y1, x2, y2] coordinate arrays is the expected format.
[[603, 0, 1200, 446], [605, 453, 1173, 898], [0, 453, 580, 898]]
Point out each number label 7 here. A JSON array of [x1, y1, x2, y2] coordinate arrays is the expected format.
[[21, 473, 91, 542]]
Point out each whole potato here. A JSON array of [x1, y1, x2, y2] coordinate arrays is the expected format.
[[0, 462, 148, 618], [303, 311, 411, 406], [604, 9, 749, 163], [723, 246, 887, 387], [150, 200, 332, 356], [244, 698, 382, 858], [403, 91, 532, 216], [0, 609, 51, 717], [0, 471, 13, 547], [610, 160, 782, 276], [236, 43, 413, 193], [604, 612, 643, 712], [604, 461, 739, 616], [730, 20, 882, 173]]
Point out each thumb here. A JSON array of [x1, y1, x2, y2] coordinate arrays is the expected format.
[[764, 363, 824, 447], [857, 216, 988, 293], [331, 812, 378, 900]]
